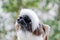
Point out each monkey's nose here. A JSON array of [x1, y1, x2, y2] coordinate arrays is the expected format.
[[17, 19, 27, 26], [20, 19, 27, 26]]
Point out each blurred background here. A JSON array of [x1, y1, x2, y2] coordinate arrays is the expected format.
[[0, 0, 60, 40]]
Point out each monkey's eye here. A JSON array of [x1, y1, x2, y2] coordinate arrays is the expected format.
[[23, 15, 31, 24], [19, 17, 23, 19]]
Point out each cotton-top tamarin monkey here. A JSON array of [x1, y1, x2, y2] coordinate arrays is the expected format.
[[15, 9, 50, 40]]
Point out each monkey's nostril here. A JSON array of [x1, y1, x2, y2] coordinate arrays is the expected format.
[[17, 19, 21, 24], [17, 19, 20, 22]]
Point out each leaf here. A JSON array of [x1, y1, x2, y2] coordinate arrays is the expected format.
[[55, 33, 60, 39]]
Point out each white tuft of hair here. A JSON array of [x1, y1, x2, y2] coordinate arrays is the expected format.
[[19, 9, 41, 31]]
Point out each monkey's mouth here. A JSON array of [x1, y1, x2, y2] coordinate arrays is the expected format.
[[17, 15, 32, 32]]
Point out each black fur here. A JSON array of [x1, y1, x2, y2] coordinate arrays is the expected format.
[[17, 15, 32, 32]]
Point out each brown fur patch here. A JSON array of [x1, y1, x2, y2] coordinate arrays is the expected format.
[[15, 24, 20, 30], [32, 28, 42, 36]]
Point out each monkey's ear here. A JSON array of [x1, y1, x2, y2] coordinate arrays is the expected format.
[[42, 24, 50, 40], [15, 22, 21, 31], [43, 24, 50, 34]]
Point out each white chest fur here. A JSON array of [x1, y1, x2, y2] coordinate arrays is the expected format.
[[17, 30, 44, 40]]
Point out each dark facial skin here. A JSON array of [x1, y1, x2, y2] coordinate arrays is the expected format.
[[17, 15, 32, 32]]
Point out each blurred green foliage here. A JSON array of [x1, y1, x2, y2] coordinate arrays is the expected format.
[[2, 0, 60, 40], [2, 0, 41, 12], [44, 20, 60, 40], [2, 0, 22, 12]]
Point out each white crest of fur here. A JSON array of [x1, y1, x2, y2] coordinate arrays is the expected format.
[[19, 9, 40, 31]]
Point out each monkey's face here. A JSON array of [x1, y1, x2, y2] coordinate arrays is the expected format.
[[17, 15, 32, 32]]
